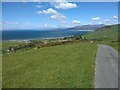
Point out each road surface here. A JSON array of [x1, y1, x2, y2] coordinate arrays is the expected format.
[[95, 45, 119, 88]]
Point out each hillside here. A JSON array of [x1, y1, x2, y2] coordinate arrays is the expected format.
[[84, 24, 119, 41], [3, 43, 97, 88], [83, 24, 119, 52], [2, 24, 120, 88], [67, 24, 105, 30]]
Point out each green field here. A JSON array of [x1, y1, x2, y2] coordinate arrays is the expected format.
[[83, 24, 120, 52], [2, 41, 27, 52], [0, 42, 1, 89], [84, 25, 119, 41], [3, 43, 97, 88], [2, 24, 119, 88]]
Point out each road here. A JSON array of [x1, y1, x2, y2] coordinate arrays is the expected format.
[[95, 45, 119, 88]]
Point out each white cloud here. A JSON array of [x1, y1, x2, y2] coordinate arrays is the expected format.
[[33, 0, 42, 2], [113, 16, 118, 19], [53, 0, 67, 2], [54, 2, 77, 9], [37, 8, 67, 21], [104, 20, 112, 25], [88, 22, 92, 25], [113, 22, 118, 25], [50, 13, 66, 20], [104, 19, 110, 22], [37, 8, 57, 14], [92, 17, 100, 20], [72, 20, 80, 24], [38, 24, 57, 29], [21, 0, 27, 2], [5, 21, 18, 25], [35, 5, 42, 8], [98, 22, 103, 24], [43, 24, 48, 27]]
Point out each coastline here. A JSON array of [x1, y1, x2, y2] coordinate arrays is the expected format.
[[2, 36, 68, 42], [2, 30, 90, 42]]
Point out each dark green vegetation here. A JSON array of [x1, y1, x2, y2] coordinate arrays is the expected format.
[[83, 24, 120, 52], [3, 43, 97, 88]]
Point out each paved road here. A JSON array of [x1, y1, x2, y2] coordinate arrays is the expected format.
[[95, 45, 119, 88]]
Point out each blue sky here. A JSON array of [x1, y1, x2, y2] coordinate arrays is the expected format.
[[2, 2, 118, 30]]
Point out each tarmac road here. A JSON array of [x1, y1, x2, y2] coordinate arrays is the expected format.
[[95, 45, 119, 88]]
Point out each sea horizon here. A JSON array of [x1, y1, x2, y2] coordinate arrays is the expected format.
[[2, 30, 91, 41]]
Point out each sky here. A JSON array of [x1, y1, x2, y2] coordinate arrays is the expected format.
[[2, 1, 119, 30]]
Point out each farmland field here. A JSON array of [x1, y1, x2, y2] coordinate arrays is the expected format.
[[3, 42, 97, 88]]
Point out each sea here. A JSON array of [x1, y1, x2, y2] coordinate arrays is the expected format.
[[2, 30, 91, 41]]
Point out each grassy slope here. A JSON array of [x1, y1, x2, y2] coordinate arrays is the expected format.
[[84, 24, 119, 52], [84, 25, 119, 40], [2, 24, 119, 88], [3, 43, 97, 88]]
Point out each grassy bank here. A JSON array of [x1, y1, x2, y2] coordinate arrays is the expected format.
[[83, 24, 120, 52], [84, 25, 119, 40], [3, 42, 97, 88]]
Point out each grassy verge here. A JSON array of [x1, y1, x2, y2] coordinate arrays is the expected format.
[[100, 40, 120, 53], [3, 42, 97, 88]]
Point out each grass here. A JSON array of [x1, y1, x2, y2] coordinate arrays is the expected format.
[[2, 24, 119, 88], [84, 25, 119, 41], [2, 41, 27, 51], [83, 24, 119, 52], [3, 42, 97, 88], [0, 42, 1, 89], [100, 41, 120, 53]]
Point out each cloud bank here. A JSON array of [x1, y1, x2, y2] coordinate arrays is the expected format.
[[53, 2, 77, 9], [92, 17, 100, 21], [37, 8, 67, 21]]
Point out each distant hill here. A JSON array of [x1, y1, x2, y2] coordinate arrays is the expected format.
[[83, 24, 119, 41], [67, 24, 105, 30]]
